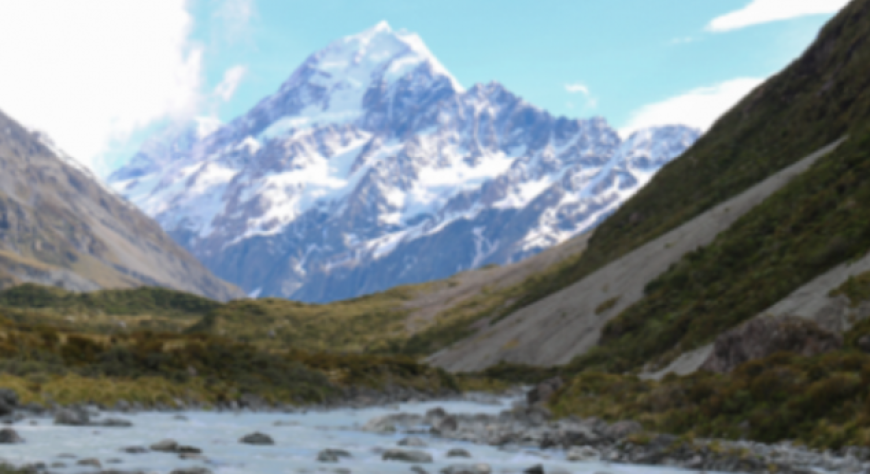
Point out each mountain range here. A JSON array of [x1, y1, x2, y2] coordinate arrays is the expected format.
[[108, 22, 698, 302], [0, 109, 243, 301]]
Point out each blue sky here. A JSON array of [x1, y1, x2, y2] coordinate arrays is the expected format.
[[192, 0, 840, 133], [0, 0, 848, 175]]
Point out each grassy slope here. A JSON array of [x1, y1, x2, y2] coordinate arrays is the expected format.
[[517, 0, 870, 373], [491, 0, 870, 323]]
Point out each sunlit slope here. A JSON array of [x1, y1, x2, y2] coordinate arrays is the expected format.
[[432, 0, 870, 371], [0, 109, 243, 301]]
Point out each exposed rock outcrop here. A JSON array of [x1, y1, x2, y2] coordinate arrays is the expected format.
[[700, 316, 842, 373]]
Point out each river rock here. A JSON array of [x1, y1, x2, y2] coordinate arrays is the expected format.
[[399, 436, 427, 447], [0, 428, 23, 444], [77, 458, 101, 467], [240, 432, 274, 445], [523, 465, 544, 474], [122, 446, 148, 454], [362, 416, 397, 433], [150, 439, 179, 452], [446, 448, 472, 458], [54, 408, 90, 426], [410, 467, 430, 474], [171, 468, 213, 474], [441, 464, 491, 474], [382, 449, 433, 463], [566, 445, 600, 461], [97, 417, 133, 427], [317, 448, 352, 462]]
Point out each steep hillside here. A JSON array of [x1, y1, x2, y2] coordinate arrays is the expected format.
[[0, 109, 244, 301], [432, 0, 870, 371], [109, 22, 697, 302]]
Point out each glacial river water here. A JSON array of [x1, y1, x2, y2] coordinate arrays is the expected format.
[[0, 398, 698, 474]]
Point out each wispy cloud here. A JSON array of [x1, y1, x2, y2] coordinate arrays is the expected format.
[[669, 36, 696, 45], [565, 82, 597, 109], [707, 0, 849, 32], [215, 0, 257, 44], [214, 65, 248, 102], [620, 77, 764, 137], [565, 82, 590, 95]]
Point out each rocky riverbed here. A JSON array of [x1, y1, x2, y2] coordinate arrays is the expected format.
[[0, 386, 866, 474]]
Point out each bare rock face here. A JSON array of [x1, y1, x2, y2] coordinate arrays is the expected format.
[[0, 109, 243, 301], [700, 316, 843, 373]]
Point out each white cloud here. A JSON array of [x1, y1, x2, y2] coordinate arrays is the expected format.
[[215, 0, 256, 44], [0, 1, 204, 176], [565, 82, 590, 95], [214, 65, 248, 102], [620, 77, 764, 137], [565, 82, 597, 109], [707, 0, 849, 32]]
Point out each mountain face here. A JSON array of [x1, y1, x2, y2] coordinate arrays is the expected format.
[[109, 22, 698, 302], [0, 109, 244, 301]]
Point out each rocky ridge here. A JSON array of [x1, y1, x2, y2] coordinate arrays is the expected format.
[[0, 109, 243, 301], [109, 22, 698, 302]]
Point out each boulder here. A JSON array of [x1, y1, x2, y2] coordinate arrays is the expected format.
[[446, 448, 472, 458], [150, 439, 180, 452], [700, 316, 842, 373], [122, 446, 148, 454], [398, 437, 427, 447], [0, 428, 23, 444], [54, 408, 90, 426], [77, 458, 101, 467], [440, 464, 491, 474], [523, 465, 544, 474], [431, 415, 458, 434], [526, 377, 564, 406], [97, 417, 133, 427], [566, 445, 600, 461], [382, 449, 433, 463], [0, 389, 19, 407], [170, 469, 213, 474], [317, 448, 352, 462], [240, 432, 274, 445], [411, 467, 430, 474], [362, 416, 397, 433]]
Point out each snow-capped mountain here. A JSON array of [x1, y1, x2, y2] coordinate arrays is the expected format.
[[108, 22, 699, 302]]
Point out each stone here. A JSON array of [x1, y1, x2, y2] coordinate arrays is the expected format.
[[700, 316, 842, 373], [122, 446, 148, 454], [446, 448, 472, 458], [240, 432, 274, 445], [362, 415, 397, 433], [54, 408, 90, 426], [0, 428, 22, 444], [858, 335, 870, 353], [382, 449, 433, 463], [317, 448, 352, 462], [77, 458, 101, 467], [411, 467, 430, 474], [566, 445, 600, 462], [97, 417, 133, 427], [177, 445, 203, 454], [0, 388, 19, 407], [523, 465, 544, 474], [431, 415, 458, 434], [440, 464, 491, 474], [150, 439, 180, 452], [398, 436, 427, 447], [170, 468, 213, 474]]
